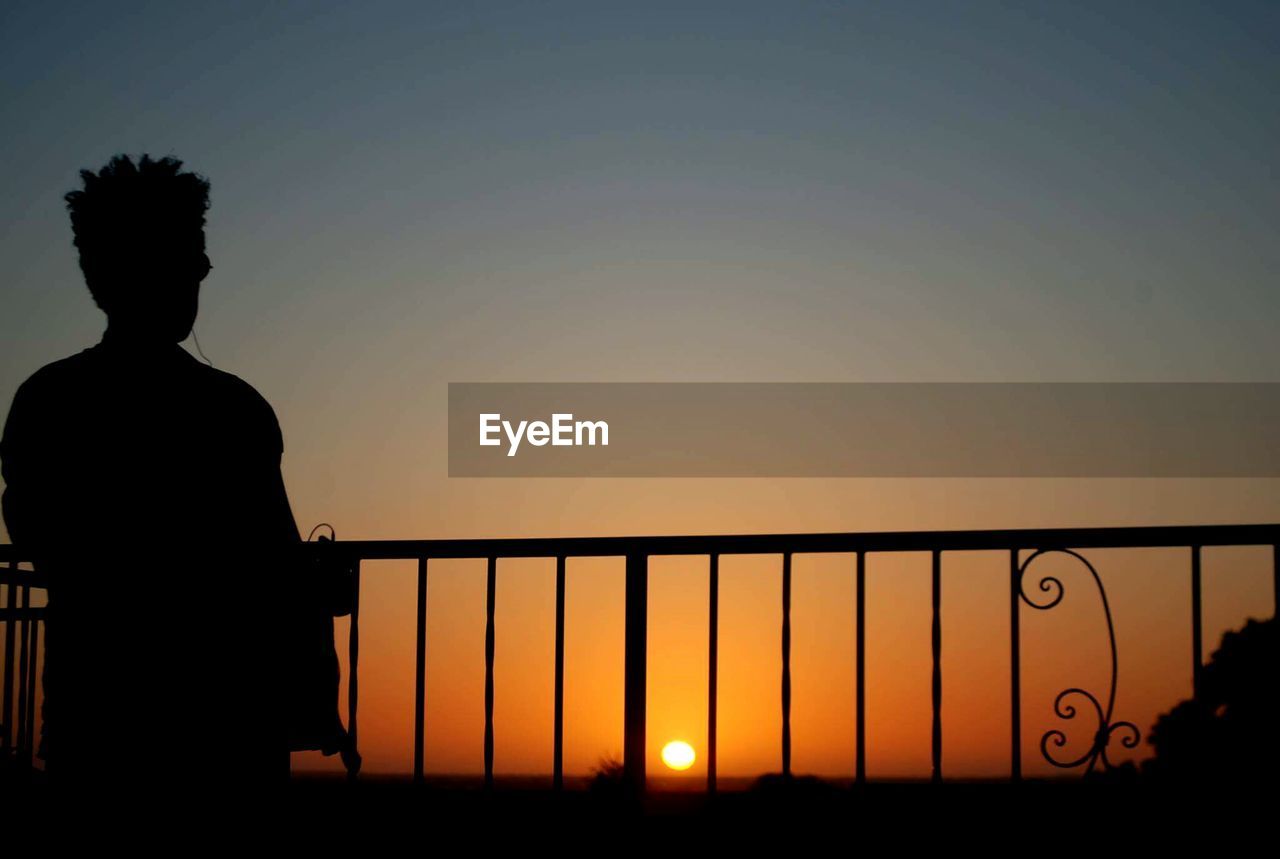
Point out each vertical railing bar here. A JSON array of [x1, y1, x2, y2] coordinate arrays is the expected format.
[[708, 552, 719, 794], [347, 559, 360, 782], [855, 550, 866, 787], [2, 564, 15, 754], [553, 555, 566, 792], [413, 556, 428, 784], [16, 583, 29, 764], [1009, 548, 1022, 782], [623, 553, 648, 796], [931, 549, 942, 784], [781, 551, 792, 778], [1191, 545, 1203, 699], [484, 556, 497, 791], [24, 616, 38, 763]]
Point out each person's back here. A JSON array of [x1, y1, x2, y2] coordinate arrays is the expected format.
[[0, 153, 300, 792]]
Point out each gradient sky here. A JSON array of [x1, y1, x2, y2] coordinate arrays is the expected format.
[[2, 1, 1278, 778]]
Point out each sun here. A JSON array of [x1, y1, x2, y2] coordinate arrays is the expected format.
[[661, 740, 696, 771]]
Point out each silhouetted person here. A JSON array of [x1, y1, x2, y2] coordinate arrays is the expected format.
[[0, 153, 300, 792]]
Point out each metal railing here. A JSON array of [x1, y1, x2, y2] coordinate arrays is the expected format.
[[4, 523, 1278, 789], [0, 562, 41, 771]]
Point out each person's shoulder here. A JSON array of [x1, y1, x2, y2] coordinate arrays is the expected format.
[[1, 349, 103, 457], [198, 364, 279, 419], [193, 363, 284, 449], [6, 347, 101, 414], [197, 362, 268, 405], [14, 346, 100, 391]]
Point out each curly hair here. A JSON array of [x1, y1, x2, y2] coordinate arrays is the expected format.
[[64, 153, 211, 311]]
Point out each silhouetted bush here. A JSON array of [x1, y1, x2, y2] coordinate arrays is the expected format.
[[588, 754, 626, 796], [1143, 616, 1277, 783], [1082, 758, 1139, 784]]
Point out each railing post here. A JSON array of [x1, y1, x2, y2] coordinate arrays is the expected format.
[[414, 556, 427, 784], [347, 558, 360, 782], [553, 555, 566, 791], [25, 616, 38, 761], [781, 552, 792, 778], [484, 556, 496, 790], [16, 582, 29, 765], [1009, 548, 1022, 782], [855, 550, 866, 786], [2, 562, 14, 755], [931, 549, 942, 783], [1191, 545, 1203, 699], [707, 552, 718, 794], [623, 552, 647, 796]]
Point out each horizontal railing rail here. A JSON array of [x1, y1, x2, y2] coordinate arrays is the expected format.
[[3, 522, 1278, 790]]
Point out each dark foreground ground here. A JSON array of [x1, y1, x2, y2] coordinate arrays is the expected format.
[[278, 772, 1272, 842], [7, 768, 1272, 847]]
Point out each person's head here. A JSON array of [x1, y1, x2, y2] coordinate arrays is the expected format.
[[65, 153, 212, 342]]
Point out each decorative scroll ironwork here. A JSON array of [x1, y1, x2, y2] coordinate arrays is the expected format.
[[1018, 548, 1141, 774]]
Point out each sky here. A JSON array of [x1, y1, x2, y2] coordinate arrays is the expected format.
[[1, 0, 1278, 779]]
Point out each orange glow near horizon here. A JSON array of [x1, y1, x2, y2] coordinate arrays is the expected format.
[[269, 542, 1276, 782]]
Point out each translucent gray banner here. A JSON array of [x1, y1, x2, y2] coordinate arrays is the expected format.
[[447, 383, 1280, 477]]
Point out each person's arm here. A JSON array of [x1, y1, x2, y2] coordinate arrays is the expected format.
[[251, 388, 355, 617], [1, 377, 55, 555], [259, 394, 302, 548]]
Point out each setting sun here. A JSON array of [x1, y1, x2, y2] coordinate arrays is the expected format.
[[661, 740, 696, 771]]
